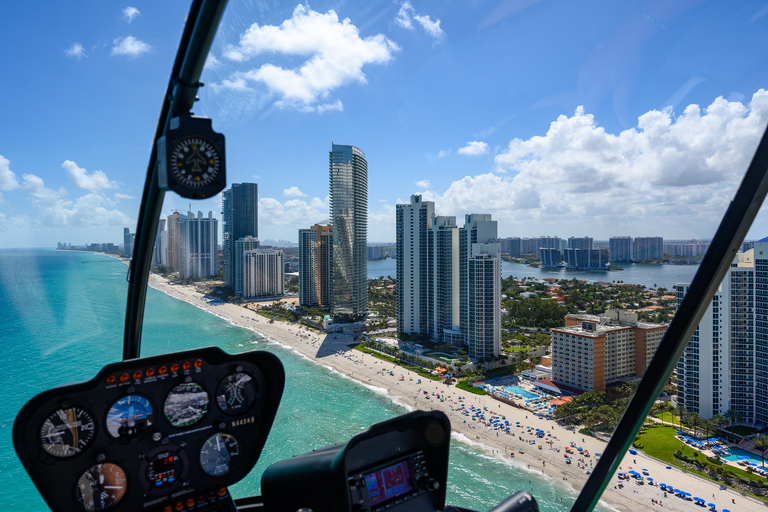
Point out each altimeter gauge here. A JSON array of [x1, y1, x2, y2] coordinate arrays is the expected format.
[[158, 115, 226, 199], [75, 462, 127, 512], [200, 433, 240, 477], [39, 406, 95, 458]]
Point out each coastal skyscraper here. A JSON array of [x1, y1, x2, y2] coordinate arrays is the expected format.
[[222, 183, 259, 289], [298, 224, 332, 308], [233, 236, 260, 296], [396, 199, 497, 359], [166, 211, 180, 272], [177, 211, 218, 279], [329, 144, 367, 318], [243, 249, 284, 298], [123, 228, 134, 258], [633, 236, 664, 261], [396, 195, 435, 337], [675, 239, 768, 426], [609, 236, 633, 262]]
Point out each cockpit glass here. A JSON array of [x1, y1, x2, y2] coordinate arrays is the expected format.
[[2, 1, 768, 511]]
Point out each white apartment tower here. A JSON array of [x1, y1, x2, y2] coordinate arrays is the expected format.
[[243, 249, 284, 298], [177, 211, 218, 279], [396, 199, 497, 359], [396, 195, 435, 337], [676, 239, 768, 425]]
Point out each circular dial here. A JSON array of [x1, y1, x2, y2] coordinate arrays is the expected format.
[[39, 407, 95, 457], [216, 372, 257, 415], [106, 395, 154, 439], [199, 433, 241, 477], [75, 462, 127, 512], [144, 447, 185, 491], [170, 137, 221, 189], [163, 382, 209, 427]]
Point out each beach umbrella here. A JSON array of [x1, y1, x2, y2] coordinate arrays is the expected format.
[[577, 447, 583, 451], [707, 504, 715, 509], [693, 497, 703, 502]]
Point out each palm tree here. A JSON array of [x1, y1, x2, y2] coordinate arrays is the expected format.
[[675, 404, 687, 431], [753, 435, 768, 468], [687, 412, 702, 439], [725, 409, 742, 429], [711, 414, 727, 439]]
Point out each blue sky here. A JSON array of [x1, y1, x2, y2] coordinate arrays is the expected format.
[[2, 0, 768, 247]]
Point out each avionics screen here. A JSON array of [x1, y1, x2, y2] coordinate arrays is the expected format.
[[364, 459, 414, 507]]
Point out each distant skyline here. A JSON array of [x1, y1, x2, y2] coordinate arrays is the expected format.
[[2, 1, 768, 247]]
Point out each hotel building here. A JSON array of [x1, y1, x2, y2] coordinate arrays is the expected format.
[[243, 249, 284, 298], [551, 311, 667, 392]]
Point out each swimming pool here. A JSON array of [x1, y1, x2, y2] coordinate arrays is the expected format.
[[721, 446, 765, 466], [503, 385, 538, 399]]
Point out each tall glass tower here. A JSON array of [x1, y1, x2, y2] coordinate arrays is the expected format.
[[329, 144, 367, 318], [222, 183, 258, 289]]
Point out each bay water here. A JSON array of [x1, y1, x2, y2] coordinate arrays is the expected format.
[[0, 249, 605, 511]]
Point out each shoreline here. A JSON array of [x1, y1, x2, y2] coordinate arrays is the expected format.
[[143, 272, 760, 512]]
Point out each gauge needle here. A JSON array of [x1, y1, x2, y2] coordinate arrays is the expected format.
[[104, 486, 123, 489], [216, 436, 222, 451]]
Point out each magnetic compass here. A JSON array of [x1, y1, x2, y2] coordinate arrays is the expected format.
[[158, 115, 226, 199]]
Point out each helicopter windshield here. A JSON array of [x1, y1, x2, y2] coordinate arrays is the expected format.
[[2, 1, 768, 512]]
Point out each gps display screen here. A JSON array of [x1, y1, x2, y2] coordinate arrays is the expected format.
[[364, 459, 414, 507]]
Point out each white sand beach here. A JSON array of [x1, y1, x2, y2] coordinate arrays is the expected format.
[[147, 272, 762, 512]]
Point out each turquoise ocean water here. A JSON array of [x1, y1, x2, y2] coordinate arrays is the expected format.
[[0, 249, 605, 511]]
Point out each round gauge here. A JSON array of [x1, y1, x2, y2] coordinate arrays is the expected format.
[[75, 462, 127, 512], [143, 446, 186, 492], [39, 407, 95, 458], [170, 137, 222, 189], [163, 382, 209, 427], [106, 395, 154, 439], [199, 433, 241, 477], [216, 372, 257, 415]]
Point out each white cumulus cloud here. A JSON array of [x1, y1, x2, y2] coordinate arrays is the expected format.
[[419, 89, 768, 239], [415, 179, 430, 188], [0, 155, 19, 191], [114, 193, 135, 200], [111, 36, 151, 57], [62, 160, 118, 190], [395, 1, 445, 42], [22, 174, 130, 228], [458, 141, 489, 156], [66, 42, 86, 59], [123, 6, 140, 23], [283, 186, 307, 197], [219, 5, 400, 112]]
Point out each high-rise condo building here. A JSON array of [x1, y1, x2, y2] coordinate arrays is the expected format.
[[123, 228, 135, 258], [222, 183, 259, 289], [299, 224, 332, 308], [675, 239, 768, 426], [396, 201, 498, 360], [551, 311, 667, 392], [467, 243, 501, 360], [166, 211, 180, 272], [459, 214, 498, 344], [633, 236, 663, 261], [329, 144, 367, 317], [243, 249, 284, 298], [499, 237, 521, 258], [609, 236, 633, 262], [431, 215, 461, 344], [153, 219, 166, 266], [396, 195, 435, 337], [568, 236, 593, 251], [234, 236, 260, 296], [177, 211, 218, 279]]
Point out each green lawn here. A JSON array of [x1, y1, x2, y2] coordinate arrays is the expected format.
[[456, 380, 486, 395], [725, 425, 760, 436], [634, 425, 768, 490]]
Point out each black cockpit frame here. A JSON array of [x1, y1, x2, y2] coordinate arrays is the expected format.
[[120, 1, 768, 510]]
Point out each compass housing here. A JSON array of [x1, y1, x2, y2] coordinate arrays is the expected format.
[[158, 115, 226, 199]]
